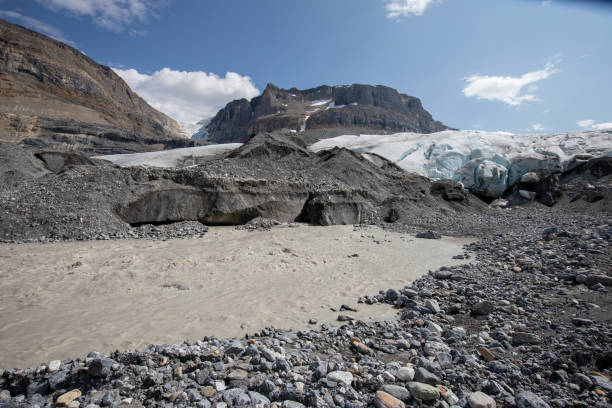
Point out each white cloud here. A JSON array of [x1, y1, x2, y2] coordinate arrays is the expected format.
[[531, 124, 548, 132], [35, 0, 164, 32], [592, 122, 612, 130], [113, 67, 260, 125], [0, 10, 74, 45], [577, 119, 612, 131], [577, 119, 595, 128], [462, 61, 559, 106], [385, 0, 439, 18]]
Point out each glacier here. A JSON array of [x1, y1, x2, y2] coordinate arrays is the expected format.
[[93, 144, 241, 168], [310, 129, 612, 197]]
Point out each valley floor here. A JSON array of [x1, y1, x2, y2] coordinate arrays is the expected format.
[[0, 225, 472, 369], [0, 211, 610, 407]]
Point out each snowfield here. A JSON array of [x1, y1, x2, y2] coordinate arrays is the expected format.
[[310, 130, 612, 197], [93, 144, 242, 168]]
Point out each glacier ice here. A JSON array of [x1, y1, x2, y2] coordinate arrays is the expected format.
[[310, 129, 612, 197], [455, 159, 508, 198], [93, 143, 242, 168]]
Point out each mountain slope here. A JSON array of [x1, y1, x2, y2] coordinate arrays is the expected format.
[[206, 83, 450, 144], [0, 19, 192, 154]]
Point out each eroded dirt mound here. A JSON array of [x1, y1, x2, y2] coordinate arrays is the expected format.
[[0, 132, 484, 242]]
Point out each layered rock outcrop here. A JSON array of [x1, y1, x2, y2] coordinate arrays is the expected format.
[[0, 19, 192, 153], [206, 83, 449, 144]]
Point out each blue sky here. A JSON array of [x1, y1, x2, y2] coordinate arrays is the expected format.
[[1, 0, 611, 134]]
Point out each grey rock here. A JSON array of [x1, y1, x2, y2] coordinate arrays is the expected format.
[[310, 361, 328, 379], [226, 369, 248, 381], [407, 382, 440, 401], [327, 371, 353, 386], [248, 391, 270, 405], [584, 274, 612, 287], [423, 341, 450, 357], [571, 317, 593, 326], [414, 367, 440, 385], [516, 391, 550, 408], [512, 332, 541, 345], [467, 391, 496, 408], [282, 401, 306, 408], [425, 299, 441, 314], [47, 360, 61, 373], [396, 366, 415, 382], [416, 231, 441, 239], [571, 373, 592, 390], [89, 358, 118, 378], [434, 270, 453, 279], [472, 301, 495, 316], [590, 375, 612, 392], [385, 288, 400, 301], [382, 384, 411, 402]]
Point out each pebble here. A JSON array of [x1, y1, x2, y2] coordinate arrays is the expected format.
[[381, 384, 410, 402], [408, 382, 440, 401], [48, 359, 61, 373], [467, 391, 497, 408], [472, 300, 495, 316], [395, 366, 415, 382], [512, 332, 541, 345], [373, 390, 405, 408], [424, 299, 440, 313], [56, 389, 82, 407], [516, 391, 550, 408], [327, 371, 353, 386]]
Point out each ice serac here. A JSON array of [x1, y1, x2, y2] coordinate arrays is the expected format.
[[0, 19, 192, 154], [206, 83, 449, 143], [310, 129, 612, 198]]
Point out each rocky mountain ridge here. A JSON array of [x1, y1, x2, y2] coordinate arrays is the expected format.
[[0, 19, 193, 154], [206, 83, 450, 144]]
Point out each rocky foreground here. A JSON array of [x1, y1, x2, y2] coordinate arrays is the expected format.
[[0, 208, 610, 408]]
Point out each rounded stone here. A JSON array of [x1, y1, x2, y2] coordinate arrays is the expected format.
[[467, 391, 497, 408]]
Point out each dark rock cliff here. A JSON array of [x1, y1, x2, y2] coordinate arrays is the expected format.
[[206, 83, 450, 144], [0, 19, 192, 154]]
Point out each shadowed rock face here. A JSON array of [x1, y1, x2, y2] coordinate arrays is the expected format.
[[0, 19, 191, 154], [206, 83, 450, 144]]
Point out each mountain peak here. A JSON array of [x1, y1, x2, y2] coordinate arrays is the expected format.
[[205, 83, 450, 143]]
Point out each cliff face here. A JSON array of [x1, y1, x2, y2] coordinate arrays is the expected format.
[[206, 83, 450, 144], [0, 19, 191, 154]]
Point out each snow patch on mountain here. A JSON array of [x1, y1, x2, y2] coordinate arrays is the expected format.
[[310, 129, 612, 197], [179, 118, 211, 140]]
